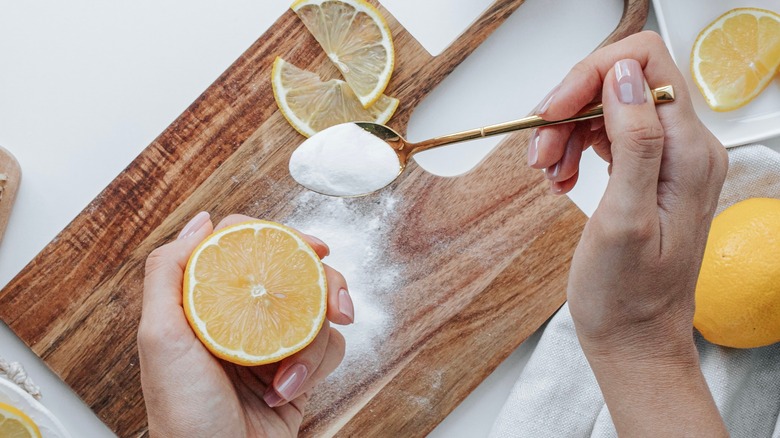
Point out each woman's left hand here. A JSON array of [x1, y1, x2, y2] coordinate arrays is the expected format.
[[138, 212, 354, 437]]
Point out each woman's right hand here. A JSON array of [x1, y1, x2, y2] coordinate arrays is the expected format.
[[530, 31, 729, 436]]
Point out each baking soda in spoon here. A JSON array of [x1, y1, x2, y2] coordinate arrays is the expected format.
[[289, 123, 401, 197]]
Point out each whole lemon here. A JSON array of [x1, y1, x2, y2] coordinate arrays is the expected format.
[[694, 198, 780, 348]]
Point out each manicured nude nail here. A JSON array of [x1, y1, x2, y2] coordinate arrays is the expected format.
[[263, 388, 285, 408], [551, 181, 564, 194], [545, 162, 560, 180], [275, 363, 308, 400], [590, 118, 605, 132], [177, 211, 210, 240], [614, 59, 646, 104], [527, 130, 540, 166], [305, 234, 329, 256], [536, 83, 561, 114], [338, 288, 354, 323]]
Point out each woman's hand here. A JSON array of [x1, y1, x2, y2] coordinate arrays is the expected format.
[[532, 31, 728, 436], [138, 212, 354, 437]]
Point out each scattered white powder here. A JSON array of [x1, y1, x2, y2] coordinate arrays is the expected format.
[[284, 190, 403, 385], [288, 123, 401, 197]]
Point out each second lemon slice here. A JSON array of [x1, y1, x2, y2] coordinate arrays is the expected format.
[[292, 0, 395, 108], [272, 57, 399, 137]]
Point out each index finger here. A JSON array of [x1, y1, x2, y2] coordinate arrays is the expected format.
[[540, 31, 693, 121]]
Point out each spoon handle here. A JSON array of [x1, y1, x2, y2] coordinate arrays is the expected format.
[[410, 85, 675, 154]]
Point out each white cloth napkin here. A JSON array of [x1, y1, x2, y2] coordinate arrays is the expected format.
[[490, 145, 780, 438]]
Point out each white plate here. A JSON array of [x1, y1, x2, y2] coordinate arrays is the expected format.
[[653, 0, 780, 147], [0, 378, 71, 438]]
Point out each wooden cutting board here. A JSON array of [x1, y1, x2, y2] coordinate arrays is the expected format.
[[0, 1, 648, 436]]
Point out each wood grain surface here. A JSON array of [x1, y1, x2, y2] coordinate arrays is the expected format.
[[0, 147, 21, 245], [0, 1, 648, 436]]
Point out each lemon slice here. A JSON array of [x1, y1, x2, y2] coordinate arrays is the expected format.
[[691, 7, 780, 112], [0, 402, 41, 438], [291, 0, 394, 108], [271, 57, 399, 137]]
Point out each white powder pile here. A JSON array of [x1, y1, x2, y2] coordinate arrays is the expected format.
[[288, 123, 401, 197]]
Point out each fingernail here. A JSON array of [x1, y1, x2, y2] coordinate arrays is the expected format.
[[263, 388, 285, 408], [338, 288, 354, 323], [527, 130, 540, 166], [545, 162, 560, 180], [305, 234, 330, 256], [590, 118, 605, 131], [177, 211, 210, 240], [614, 59, 646, 105], [536, 83, 561, 114], [275, 363, 308, 401], [551, 181, 564, 194]]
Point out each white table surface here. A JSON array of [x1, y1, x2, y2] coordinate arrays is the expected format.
[[1, 1, 779, 437]]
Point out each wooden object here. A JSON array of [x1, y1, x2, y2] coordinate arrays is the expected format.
[[0, 147, 21, 244], [0, 1, 649, 436]]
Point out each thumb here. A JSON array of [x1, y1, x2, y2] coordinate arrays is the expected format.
[[142, 211, 214, 320], [601, 59, 665, 216]]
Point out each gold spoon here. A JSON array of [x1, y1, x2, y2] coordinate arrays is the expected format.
[[291, 85, 675, 197]]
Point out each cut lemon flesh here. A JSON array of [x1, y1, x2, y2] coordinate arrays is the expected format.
[[272, 56, 398, 137], [292, 0, 394, 108], [183, 220, 328, 365], [691, 7, 780, 111], [0, 402, 41, 438]]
